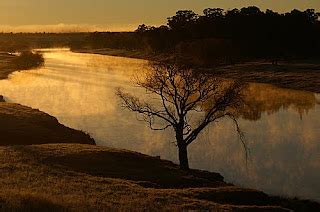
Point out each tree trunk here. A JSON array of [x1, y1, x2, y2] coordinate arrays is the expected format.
[[178, 144, 189, 170]]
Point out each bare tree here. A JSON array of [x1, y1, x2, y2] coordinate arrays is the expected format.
[[116, 62, 246, 170]]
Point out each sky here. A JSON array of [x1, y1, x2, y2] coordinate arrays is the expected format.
[[0, 0, 319, 32]]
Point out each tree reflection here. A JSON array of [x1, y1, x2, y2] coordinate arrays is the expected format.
[[237, 84, 318, 121]]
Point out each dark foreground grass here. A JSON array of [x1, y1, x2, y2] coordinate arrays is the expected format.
[[0, 102, 95, 145], [0, 144, 318, 211]]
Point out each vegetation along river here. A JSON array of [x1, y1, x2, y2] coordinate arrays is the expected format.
[[0, 48, 319, 201]]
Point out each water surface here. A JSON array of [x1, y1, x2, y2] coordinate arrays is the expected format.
[[0, 49, 319, 201]]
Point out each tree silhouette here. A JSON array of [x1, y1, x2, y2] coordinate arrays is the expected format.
[[203, 8, 224, 19], [167, 10, 198, 31], [167, 10, 198, 40], [79, 6, 320, 65], [116, 62, 247, 170]]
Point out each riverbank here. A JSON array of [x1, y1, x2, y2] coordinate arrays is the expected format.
[[0, 52, 17, 80], [0, 53, 94, 145], [0, 103, 318, 211], [207, 61, 320, 94], [73, 48, 155, 60], [0, 101, 95, 145], [0, 51, 44, 80], [0, 143, 319, 211], [73, 48, 320, 93], [1, 50, 107, 144]]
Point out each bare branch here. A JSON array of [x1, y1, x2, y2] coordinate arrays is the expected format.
[[116, 88, 176, 126], [227, 113, 249, 166], [115, 61, 247, 169]]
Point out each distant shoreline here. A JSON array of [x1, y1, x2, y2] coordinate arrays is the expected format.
[[73, 48, 320, 94], [73, 47, 157, 60]]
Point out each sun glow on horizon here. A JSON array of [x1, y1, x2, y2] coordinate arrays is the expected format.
[[0, 0, 319, 33], [0, 23, 139, 33]]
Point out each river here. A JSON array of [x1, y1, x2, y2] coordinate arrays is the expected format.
[[0, 48, 319, 201]]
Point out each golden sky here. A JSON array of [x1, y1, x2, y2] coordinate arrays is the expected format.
[[0, 0, 319, 32]]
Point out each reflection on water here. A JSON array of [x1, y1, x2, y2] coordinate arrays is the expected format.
[[0, 49, 319, 201], [239, 84, 318, 121]]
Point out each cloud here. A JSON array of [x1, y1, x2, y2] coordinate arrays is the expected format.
[[0, 23, 139, 33]]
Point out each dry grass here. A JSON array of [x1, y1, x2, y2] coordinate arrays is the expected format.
[[74, 48, 152, 60], [0, 51, 44, 80], [0, 144, 294, 211], [0, 53, 16, 80], [0, 102, 95, 145], [210, 61, 320, 93], [0, 102, 292, 211]]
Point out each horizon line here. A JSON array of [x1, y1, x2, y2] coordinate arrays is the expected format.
[[0, 23, 148, 33]]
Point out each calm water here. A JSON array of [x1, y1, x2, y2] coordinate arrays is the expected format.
[[0, 49, 319, 201]]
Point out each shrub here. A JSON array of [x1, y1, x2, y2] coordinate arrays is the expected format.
[[12, 51, 44, 70]]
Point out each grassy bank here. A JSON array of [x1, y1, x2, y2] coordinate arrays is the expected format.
[[209, 61, 320, 93], [0, 51, 44, 80], [73, 48, 156, 60], [73, 48, 320, 94], [0, 102, 95, 145], [0, 50, 93, 146], [0, 52, 17, 80], [0, 144, 319, 211]]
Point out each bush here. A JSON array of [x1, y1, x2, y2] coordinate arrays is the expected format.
[[12, 51, 44, 70]]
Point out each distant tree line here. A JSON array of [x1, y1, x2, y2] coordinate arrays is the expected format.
[[80, 7, 320, 66], [0, 33, 87, 52]]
